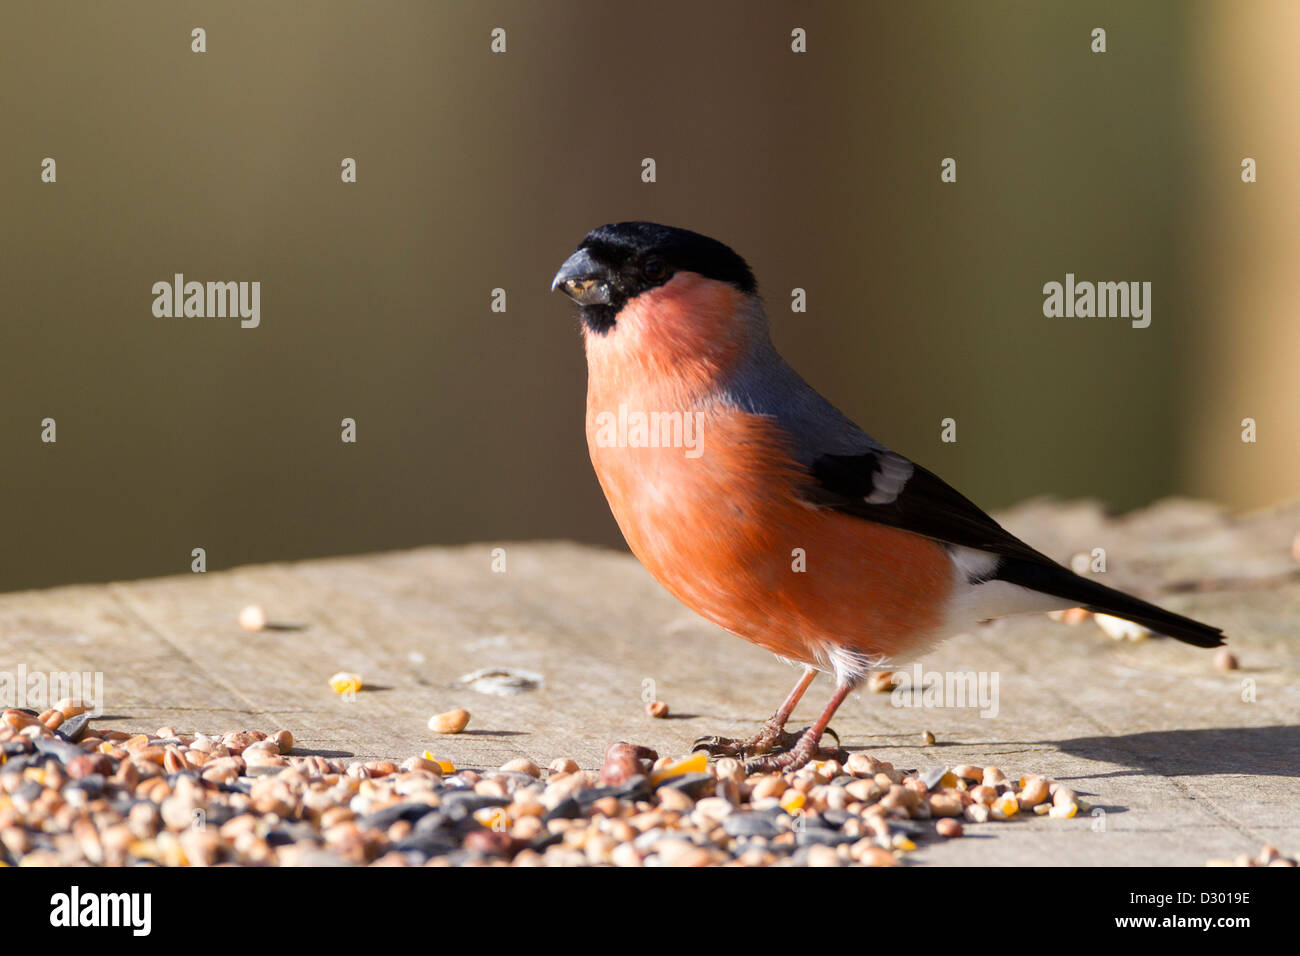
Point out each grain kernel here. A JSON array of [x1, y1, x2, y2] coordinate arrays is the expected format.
[[867, 671, 896, 693], [429, 709, 470, 734], [329, 672, 363, 694], [936, 818, 963, 838], [238, 605, 267, 632]]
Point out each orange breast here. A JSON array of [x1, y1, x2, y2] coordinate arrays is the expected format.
[[585, 401, 954, 671]]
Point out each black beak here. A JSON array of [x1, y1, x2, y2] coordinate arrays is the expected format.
[[551, 247, 614, 305]]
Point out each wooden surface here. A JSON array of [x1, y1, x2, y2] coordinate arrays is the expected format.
[[3, 497, 1298, 865]]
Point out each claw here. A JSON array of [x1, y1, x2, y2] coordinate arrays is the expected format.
[[691, 735, 743, 757]]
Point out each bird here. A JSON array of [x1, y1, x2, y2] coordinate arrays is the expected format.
[[551, 221, 1225, 773]]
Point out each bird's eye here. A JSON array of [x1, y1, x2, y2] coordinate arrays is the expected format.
[[641, 258, 669, 282]]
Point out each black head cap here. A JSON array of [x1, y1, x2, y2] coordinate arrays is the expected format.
[[552, 222, 756, 334]]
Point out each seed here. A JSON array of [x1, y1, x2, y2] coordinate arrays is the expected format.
[[853, 842, 898, 867], [649, 751, 706, 785], [1052, 786, 1079, 808], [500, 758, 541, 777], [422, 751, 455, 774], [599, 742, 658, 785], [1061, 607, 1091, 626], [778, 790, 806, 813], [55, 699, 88, 718], [750, 775, 787, 800], [610, 842, 642, 867], [474, 807, 511, 830], [1018, 775, 1050, 809], [936, 818, 963, 838], [428, 709, 470, 734], [238, 605, 267, 631], [867, 671, 896, 693], [928, 793, 964, 817], [921, 729, 936, 745], [964, 804, 990, 824], [656, 787, 695, 813], [1214, 648, 1239, 671], [329, 672, 363, 694], [880, 785, 917, 813], [990, 795, 1018, 819], [846, 779, 882, 803], [3, 709, 40, 731], [645, 700, 669, 718], [713, 757, 745, 786], [807, 844, 844, 867], [1094, 613, 1149, 641], [692, 797, 733, 826]]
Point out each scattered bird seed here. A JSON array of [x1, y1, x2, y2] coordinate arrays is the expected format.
[[1094, 613, 1150, 641], [921, 730, 936, 745], [867, 671, 896, 693], [429, 709, 471, 734], [0, 706, 1092, 867], [238, 604, 268, 632], [645, 700, 669, 719], [1206, 845, 1297, 867], [328, 672, 363, 694], [1214, 648, 1239, 671]]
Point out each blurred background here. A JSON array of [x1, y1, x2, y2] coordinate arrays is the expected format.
[[2, 0, 1295, 591]]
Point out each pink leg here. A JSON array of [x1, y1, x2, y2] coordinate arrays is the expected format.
[[742, 681, 854, 773], [693, 666, 818, 758]]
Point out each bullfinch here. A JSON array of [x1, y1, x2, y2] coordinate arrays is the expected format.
[[552, 221, 1224, 773]]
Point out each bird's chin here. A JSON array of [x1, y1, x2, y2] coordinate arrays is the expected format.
[[578, 304, 618, 335]]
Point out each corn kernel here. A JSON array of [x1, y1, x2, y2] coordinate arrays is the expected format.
[[779, 789, 806, 813], [329, 671, 363, 694], [991, 795, 1019, 819], [423, 750, 455, 774], [475, 807, 511, 830], [649, 750, 707, 784]]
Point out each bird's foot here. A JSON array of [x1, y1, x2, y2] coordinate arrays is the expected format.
[[741, 726, 845, 774], [692, 718, 800, 759]]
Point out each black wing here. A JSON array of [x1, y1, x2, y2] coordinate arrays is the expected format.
[[802, 450, 1225, 648], [803, 451, 1051, 568]]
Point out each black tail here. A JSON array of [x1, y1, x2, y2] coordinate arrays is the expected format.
[[996, 557, 1225, 648]]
